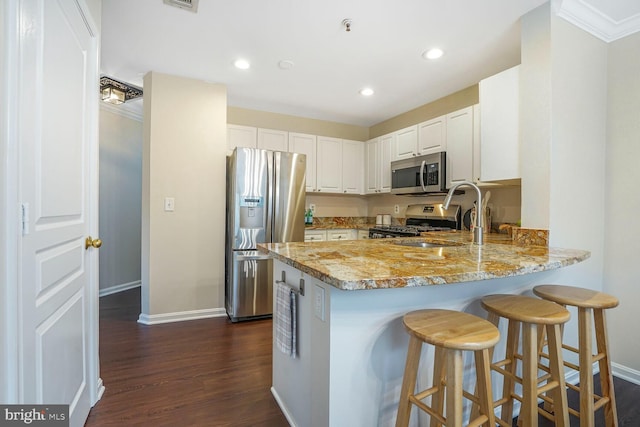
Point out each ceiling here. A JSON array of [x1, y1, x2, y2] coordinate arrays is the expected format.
[[100, 0, 639, 127]]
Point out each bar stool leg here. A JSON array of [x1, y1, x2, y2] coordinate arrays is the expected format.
[[547, 323, 569, 427], [474, 348, 496, 427], [446, 349, 463, 427], [577, 307, 595, 427], [396, 336, 422, 427], [521, 322, 539, 427], [500, 320, 520, 425], [594, 309, 618, 427], [431, 347, 446, 427]]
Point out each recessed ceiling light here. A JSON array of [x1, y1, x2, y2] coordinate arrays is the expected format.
[[423, 48, 444, 60], [234, 59, 250, 70], [359, 87, 374, 96], [278, 60, 295, 70]]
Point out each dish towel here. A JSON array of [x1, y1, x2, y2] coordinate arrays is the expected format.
[[275, 281, 297, 358]]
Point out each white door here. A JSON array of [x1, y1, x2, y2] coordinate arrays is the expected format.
[[14, 1, 100, 426]]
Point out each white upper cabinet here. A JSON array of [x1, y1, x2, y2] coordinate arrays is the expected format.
[[257, 128, 289, 151], [289, 132, 317, 192], [365, 138, 379, 194], [316, 136, 343, 193], [479, 65, 520, 181], [446, 106, 474, 188], [393, 125, 418, 160], [227, 124, 257, 151], [366, 135, 393, 194], [342, 140, 364, 194], [418, 116, 447, 156]]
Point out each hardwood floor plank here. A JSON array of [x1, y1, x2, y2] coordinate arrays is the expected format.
[[86, 288, 288, 426]]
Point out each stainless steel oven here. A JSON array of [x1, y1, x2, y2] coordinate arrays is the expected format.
[[391, 152, 447, 195]]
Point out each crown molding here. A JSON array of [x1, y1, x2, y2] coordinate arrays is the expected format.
[[100, 101, 143, 122], [556, 0, 640, 42]]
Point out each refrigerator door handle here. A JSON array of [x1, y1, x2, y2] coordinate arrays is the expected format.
[[265, 150, 274, 242], [234, 251, 271, 261]]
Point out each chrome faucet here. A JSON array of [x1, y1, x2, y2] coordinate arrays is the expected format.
[[443, 181, 484, 245]]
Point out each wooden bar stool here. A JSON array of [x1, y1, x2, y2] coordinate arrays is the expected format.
[[481, 294, 570, 427], [533, 284, 619, 427], [395, 309, 499, 427]]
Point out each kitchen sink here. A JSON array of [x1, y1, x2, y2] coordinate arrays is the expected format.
[[393, 241, 459, 248]]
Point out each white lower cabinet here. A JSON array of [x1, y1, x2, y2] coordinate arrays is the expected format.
[[357, 230, 369, 240], [304, 230, 326, 242], [327, 230, 356, 241], [305, 229, 360, 242]]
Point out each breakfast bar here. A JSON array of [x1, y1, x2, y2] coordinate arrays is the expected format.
[[258, 233, 590, 427]]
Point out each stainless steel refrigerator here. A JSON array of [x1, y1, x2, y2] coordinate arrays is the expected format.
[[225, 147, 306, 322]]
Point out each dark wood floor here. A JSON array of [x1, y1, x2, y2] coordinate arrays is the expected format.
[[85, 288, 288, 426], [87, 288, 640, 426]]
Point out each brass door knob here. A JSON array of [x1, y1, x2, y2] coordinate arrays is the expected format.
[[85, 236, 102, 250]]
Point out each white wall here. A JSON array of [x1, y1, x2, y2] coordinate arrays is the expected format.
[[98, 107, 143, 294], [604, 31, 640, 379], [141, 72, 227, 320]]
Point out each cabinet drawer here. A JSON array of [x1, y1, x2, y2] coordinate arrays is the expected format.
[[327, 230, 353, 241], [304, 230, 326, 242]]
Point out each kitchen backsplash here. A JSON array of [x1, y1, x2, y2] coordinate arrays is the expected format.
[[307, 186, 521, 225]]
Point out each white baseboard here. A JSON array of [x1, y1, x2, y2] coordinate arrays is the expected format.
[[612, 362, 640, 385], [94, 377, 105, 404], [99, 280, 141, 297], [137, 307, 227, 325], [271, 387, 295, 427]]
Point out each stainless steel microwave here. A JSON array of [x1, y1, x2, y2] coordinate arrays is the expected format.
[[391, 152, 447, 195]]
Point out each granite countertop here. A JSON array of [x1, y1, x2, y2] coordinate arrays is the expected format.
[[257, 231, 590, 291]]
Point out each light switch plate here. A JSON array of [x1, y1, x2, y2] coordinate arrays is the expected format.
[[164, 197, 175, 212]]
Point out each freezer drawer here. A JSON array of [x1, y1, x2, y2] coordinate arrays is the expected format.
[[226, 251, 273, 322]]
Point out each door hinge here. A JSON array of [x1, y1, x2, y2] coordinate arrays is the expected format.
[[21, 203, 29, 235]]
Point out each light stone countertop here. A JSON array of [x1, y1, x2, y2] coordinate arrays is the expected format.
[[258, 231, 590, 290]]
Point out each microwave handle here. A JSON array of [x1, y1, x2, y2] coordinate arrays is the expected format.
[[420, 160, 427, 191]]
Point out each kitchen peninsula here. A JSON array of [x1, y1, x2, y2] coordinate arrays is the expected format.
[[258, 233, 589, 427]]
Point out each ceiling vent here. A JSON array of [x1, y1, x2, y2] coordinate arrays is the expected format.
[[163, 0, 198, 13]]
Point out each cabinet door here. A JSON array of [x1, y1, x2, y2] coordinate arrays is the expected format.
[[418, 116, 446, 155], [479, 65, 520, 181], [365, 139, 379, 194], [379, 134, 393, 193], [446, 106, 474, 188], [227, 124, 257, 151], [304, 230, 326, 242], [316, 136, 343, 193], [393, 125, 418, 160], [342, 140, 364, 194], [357, 230, 369, 240], [327, 230, 352, 241], [257, 128, 289, 151], [289, 132, 317, 192]]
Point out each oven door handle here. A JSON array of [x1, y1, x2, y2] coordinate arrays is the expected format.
[[420, 160, 427, 192]]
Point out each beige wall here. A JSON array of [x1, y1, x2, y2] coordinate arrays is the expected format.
[[99, 108, 143, 292], [142, 72, 227, 317], [228, 107, 369, 141], [369, 85, 478, 138], [520, 4, 551, 229], [520, 4, 609, 368], [605, 31, 640, 376]]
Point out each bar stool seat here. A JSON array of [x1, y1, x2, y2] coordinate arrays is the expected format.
[[481, 294, 571, 427], [533, 285, 619, 427], [395, 309, 500, 427]]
